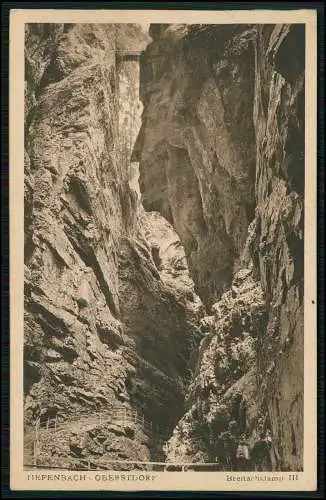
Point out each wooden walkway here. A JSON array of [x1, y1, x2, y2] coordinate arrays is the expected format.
[[27, 405, 171, 467], [115, 50, 143, 61], [25, 407, 226, 471], [24, 459, 221, 472], [33, 405, 160, 437]]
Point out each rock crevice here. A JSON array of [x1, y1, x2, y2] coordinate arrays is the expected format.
[[136, 23, 304, 471], [24, 23, 204, 467], [24, 22, 305, 472]]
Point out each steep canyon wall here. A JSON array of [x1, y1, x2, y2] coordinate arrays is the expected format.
[[24, 23, 204, 467], [24, 22, 305, 472], [136, 23, 304, 470]]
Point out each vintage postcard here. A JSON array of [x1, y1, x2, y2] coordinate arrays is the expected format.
[[10, 7, 317, 492]]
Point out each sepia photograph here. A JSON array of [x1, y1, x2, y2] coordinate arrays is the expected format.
[[9, 8, 317, 492]]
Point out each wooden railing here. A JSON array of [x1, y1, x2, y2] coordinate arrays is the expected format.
[[24, 458, 221, 472], [115, 50, 143, 56], [115, 50, 143, 62], [34, 405, 157, 437], [33, 405, 173, 440], [28, 405, 175, 467]]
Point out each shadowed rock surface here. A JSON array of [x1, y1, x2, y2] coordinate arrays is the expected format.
[[24, 23, 204, 467], [137, 24, 304, 471], [24, 22, 304, 471], [134, 24, 257, 306]]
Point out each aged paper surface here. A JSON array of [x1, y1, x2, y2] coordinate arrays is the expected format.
[[10, 8, 317, 492]]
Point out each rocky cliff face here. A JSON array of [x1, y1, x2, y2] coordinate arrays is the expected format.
[[252, 24, 305, 471], [137, 24, 304, 470], [134, 24, 257, 305], [24, 22, 305, 472], [24, 23, 204, 467]]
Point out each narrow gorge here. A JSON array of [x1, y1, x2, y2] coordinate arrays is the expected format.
[[24, 22, 304, 472]]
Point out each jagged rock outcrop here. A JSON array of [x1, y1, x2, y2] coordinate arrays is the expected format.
[[24, 23, 204, 466], [165, 266, 267, 465], [134, 24, 257, 305], [252, 24, 305, 471], [137, 24, 304, 470], [24, 21, 305, 472]]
